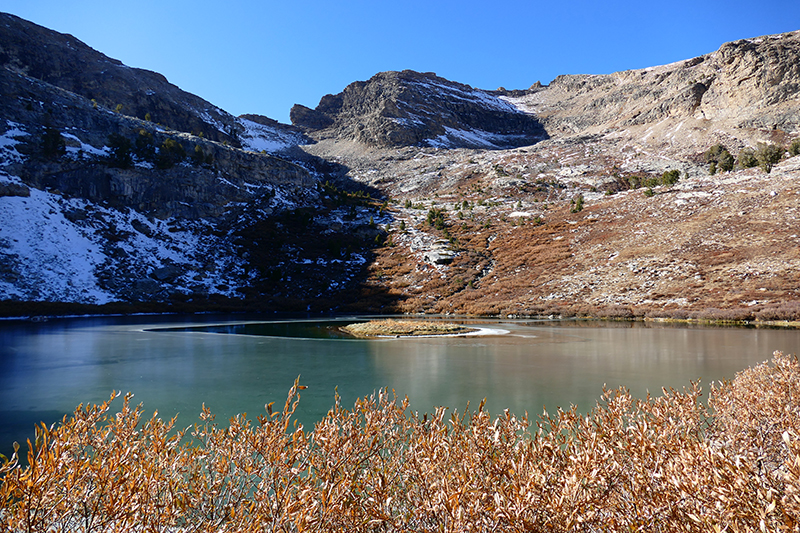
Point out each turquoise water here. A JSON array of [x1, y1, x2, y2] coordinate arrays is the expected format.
[[1, 315, 798, 458]]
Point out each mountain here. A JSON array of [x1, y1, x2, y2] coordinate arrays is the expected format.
[[0, 13, 386, 311], [293, 32, 800, 321], [508, 31, 800, 136], [290, 70, 547, 149], [1, 12, 799, 321]]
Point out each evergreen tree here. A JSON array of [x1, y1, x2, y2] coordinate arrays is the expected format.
[[107, 133, 133, 168], [704, 144, 734, 174], [737, 147, 758, 169], [755, 142, 785, 173], [41, 126, 66, 160], [156, 138, 186, 169], [134, 129, 156, 161]]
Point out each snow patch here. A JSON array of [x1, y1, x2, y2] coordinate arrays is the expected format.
[[409, 79, 521, 114], [238, 118, 305, 154], [196, 109, 231, 136], [426, 126, 533, 149], [0, 177, 114, 303], [0, 121, 29, 166], [62, 133, 109, 158]]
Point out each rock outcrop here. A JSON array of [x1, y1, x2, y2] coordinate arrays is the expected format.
[[291, 70, 547, 149], [506, 31, 800, 136], [0, 12, 240, 144], [0, 67, 313, 220]]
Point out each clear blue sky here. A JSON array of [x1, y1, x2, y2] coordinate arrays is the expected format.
[[1, 1, 798, 123]]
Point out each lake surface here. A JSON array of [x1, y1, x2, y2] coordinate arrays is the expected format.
[[1, 315, 799, 458]]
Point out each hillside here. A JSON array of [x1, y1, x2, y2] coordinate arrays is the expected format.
[[291, 70, 547, 149], [0, 13, 387, 312], [295, 31, 800, 320], [1, 12, 799, 320]]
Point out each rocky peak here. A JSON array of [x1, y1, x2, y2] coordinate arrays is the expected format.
[[507, 30, 800, 136], [291, 69, 547, 149], [0, 12, 240, 145]]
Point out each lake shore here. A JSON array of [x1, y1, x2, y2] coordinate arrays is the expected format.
[[1, 300, 798, 330]]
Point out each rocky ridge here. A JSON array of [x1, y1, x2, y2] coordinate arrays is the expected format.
[[507, 31, 800, 136], [291, 70, 547, 149], [0, 13, 389, 309], [0, 12, 242, 145]]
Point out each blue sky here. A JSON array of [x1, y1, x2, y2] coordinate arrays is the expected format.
[[2, 1, 798, 123]]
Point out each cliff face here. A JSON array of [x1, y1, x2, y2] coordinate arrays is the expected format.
[[291, 70, 547, 149], [506, 31, 800, 136], [0, 12, 243, 145], [0, 67, 314, 220]]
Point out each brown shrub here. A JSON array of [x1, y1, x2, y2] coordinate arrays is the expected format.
[[694, 307, 755, 322], [2, 354, 800, 531], [755, 302, 800, 322]]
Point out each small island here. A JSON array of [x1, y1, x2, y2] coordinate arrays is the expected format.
[[339, 319, 478, 338]]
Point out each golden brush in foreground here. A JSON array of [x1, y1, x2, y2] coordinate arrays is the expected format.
[[1, 352, 799, 531]]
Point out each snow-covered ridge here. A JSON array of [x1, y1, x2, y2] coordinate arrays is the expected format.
[[408, 78, 522, 114], [237, 117, 306, 154]]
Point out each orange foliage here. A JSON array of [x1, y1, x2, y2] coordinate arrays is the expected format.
[[2, 354, 800, 531]]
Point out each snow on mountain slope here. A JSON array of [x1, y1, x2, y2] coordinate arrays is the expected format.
[[0, 120, 28, 166], [237, 116, 307, 154], [291, 70, 547, 149], [405, 77, 524, 115], [426, 126, 533, 150], [0, 173, 113, 303], [0, 168, 256, 304]]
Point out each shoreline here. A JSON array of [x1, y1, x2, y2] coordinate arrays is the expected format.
[[0, 300, 798, 330]]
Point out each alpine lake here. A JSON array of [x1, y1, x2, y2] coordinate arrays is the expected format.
[[2, 314, 799, 458]]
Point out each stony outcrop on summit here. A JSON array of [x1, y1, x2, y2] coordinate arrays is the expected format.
[[291, 70, 547, 149], [506, 31, 800, 136], [0, 12, 240, 145]]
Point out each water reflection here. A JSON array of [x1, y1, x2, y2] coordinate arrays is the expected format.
[[0, 316, 798, 460]]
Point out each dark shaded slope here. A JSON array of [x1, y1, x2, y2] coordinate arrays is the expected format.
[[0, 12, 240, 144]]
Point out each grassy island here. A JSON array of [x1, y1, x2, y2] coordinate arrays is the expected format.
[[339, 318, 479, 337]]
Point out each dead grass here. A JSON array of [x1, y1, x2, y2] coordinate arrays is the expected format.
[[354, 155, 800, 320], [2, 353, 800, 531], [340, 319, 477, 337]]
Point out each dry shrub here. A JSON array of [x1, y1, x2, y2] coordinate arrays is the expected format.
[[2, 354, 800, 531], [693, 307, 754, 322], [756, 302, 800, 322]]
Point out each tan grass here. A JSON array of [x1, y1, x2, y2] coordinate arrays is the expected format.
[[340, 319, 478, 337], [1, 352, 799, 531]]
